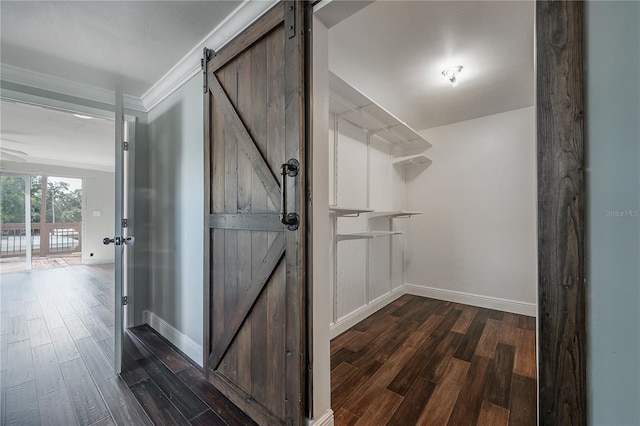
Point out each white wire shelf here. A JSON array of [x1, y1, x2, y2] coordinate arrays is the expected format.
[[329, 72, 431, 151], [329, 206, 375, 217], [368, 211, 423, 219], [392, 154, 432, 168], [336, 231, 403, 241]]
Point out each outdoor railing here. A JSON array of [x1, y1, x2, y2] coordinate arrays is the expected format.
[[0, 223, 82, 257]]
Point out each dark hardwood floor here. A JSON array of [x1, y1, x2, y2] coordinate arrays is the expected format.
[[0, 264, 254, 426], [1, 265, 538, 425], [330, 295, 537, 426]]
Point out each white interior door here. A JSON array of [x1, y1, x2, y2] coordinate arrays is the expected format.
[[106, 84, 135, 373]]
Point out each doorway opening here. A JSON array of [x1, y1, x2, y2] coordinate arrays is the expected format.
[[0, 97, 122, 382], [312, 1, 537, 424]]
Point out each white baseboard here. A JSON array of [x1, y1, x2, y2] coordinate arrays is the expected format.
[[82, 257, 114, 265], [404, 284, 536, 317], [330, 287, 405, 339], [306, 409, 334, 426], [142, 310, 203, 367]]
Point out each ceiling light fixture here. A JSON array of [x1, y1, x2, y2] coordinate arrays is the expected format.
[[73, 113, 93, 120], [442, 66, 463, 87]]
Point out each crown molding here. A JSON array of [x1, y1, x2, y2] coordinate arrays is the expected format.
[[140, 0, 278, 111], [0, 64, 145, 112], [1, 157, 114, 174], [1, 87, 116, 119]]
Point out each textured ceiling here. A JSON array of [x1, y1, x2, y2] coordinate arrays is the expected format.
[[0, 100, 114, 171], [328, 1, 535, 130], [0, 1, 242, 97]]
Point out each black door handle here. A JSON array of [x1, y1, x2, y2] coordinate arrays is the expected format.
[[103, 237, 121, 245], [280, 159, 299, 231]]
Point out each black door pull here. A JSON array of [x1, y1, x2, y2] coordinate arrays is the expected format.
[[280, 159, 299, 231]]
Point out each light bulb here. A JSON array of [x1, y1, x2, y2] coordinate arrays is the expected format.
[[441, 66, 463, 87]]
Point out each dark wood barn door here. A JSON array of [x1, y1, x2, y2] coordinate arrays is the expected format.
[[203, 2, 306, 425]]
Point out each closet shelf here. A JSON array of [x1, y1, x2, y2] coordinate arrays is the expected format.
[[336, 231, 403, 241], [392, 154, 432, 168], [329, 206, 374, 217], [329, 72, 431, 151], [369, 211, 423, 219]]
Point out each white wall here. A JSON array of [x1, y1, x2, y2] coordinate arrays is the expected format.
[[369, 135, 405, 294], [329, 114, 407, 336], [404, 107, 537, 314], [310, 15, 332, 424], [146, 74, 203, 363], [0, 161, 115, 265], [586, 1, 640, 424], [334, 118, 369, 320]]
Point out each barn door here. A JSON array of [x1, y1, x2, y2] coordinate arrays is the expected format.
[[203, 2, 306, 425]]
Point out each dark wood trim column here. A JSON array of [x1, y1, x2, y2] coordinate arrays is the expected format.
[[536, 1, 586, 425]]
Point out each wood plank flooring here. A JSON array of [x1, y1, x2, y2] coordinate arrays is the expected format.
[[1, 264, 255, 425], [331, 295, 537, 426]]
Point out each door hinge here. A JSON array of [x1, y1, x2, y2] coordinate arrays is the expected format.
[[122, 218, 128, 228], [286, 2, 296, 39], [121, 296, 128, 305], [123, 141, 129, 151], [202, 47, 215, 94]]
